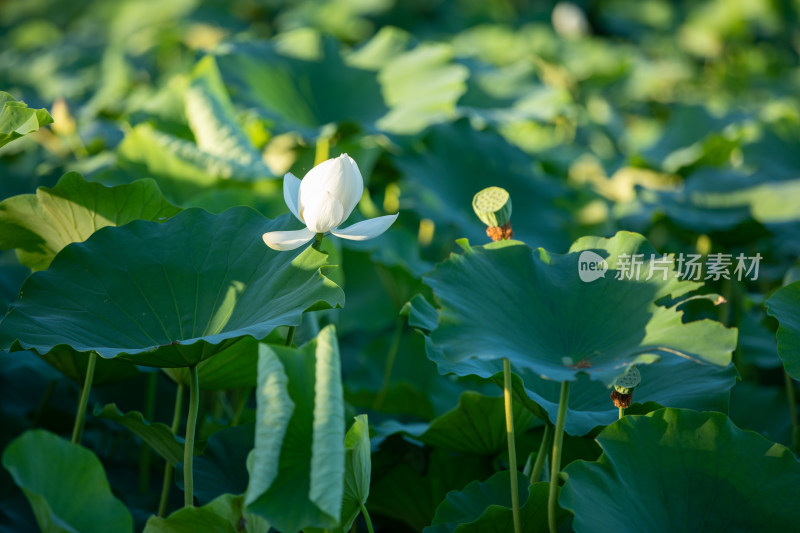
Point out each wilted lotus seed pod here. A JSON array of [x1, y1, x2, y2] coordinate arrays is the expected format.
[[610, 366, 641, 409], [472, 186, 513, 241]]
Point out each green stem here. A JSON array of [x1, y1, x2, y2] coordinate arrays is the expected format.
[[619, 406, 624, 420], [71, 351, 98, 444], [158, 383, 184, 517], [503, 358, 521, 533], [358, 501, 375, 533], [184, 367, 200, 508], [785, 370, 798, 452], [139, 372, 158, 493], [548, 381, 570, 533], [531, 424, 552, 484], [373, 319, 404, 410], [285, 326, 295, 347]]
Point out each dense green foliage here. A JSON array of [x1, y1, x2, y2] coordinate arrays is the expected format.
[[1, 0, 799, 531]]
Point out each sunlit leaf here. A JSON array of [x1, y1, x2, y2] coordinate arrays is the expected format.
[[0, 171, 180, 271], [245, 326, 345, 532], [0, 92, 52, 148], [0, 208, 344, 368]]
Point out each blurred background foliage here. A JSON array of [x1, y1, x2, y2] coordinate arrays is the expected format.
[[2, 0, 800, 531]]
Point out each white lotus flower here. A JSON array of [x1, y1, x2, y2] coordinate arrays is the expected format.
[[263, 154, 399, 251]]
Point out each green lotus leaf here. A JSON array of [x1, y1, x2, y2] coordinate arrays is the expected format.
[[425, 472, 562, 533], [245, 326, 345, 532], [376, 43, 468, 134], [94, 403, 185, 466], [376, 391, 535, 455], [186, 56, 269, 174], [560, 408, 800, 532], [116, 124, 274, 205], [422, 232, 735, 386], [412, 232, 737, 434], [1, 429, 133, 533], [0, 207, 344, 368], [307, 414, 372, 533], [765, 280, 800, 379], [116, 55, 275, 205], [143, 493, 270, 533], [0, 171, 181, 271], [163, 337, 259, 390], [0, 92, 53, 148]]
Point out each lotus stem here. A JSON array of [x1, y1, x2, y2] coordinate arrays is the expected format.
[[359, 501, 375, 533], [71, 351, 98, 444], [548, 380, 570, 533], [531, 424, 552, 484], [184, 366, 200, 507], [158, 382, 184, 517], [503, 358, 522, 533], [619, 406, 624, 419]]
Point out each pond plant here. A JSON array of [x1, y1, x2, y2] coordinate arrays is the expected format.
[[1, 1, 800, 532]]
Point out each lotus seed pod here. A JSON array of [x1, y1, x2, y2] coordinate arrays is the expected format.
[[613, 366, 641, 395], [472, 187, 512, 228]]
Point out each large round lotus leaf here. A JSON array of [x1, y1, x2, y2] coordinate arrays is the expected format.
[[422, 232, 736, 388], [0, 171, 181, 271], [560, 408, 800, 532], [0, 207, 344, 368], [765, 280, 800, 380]]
